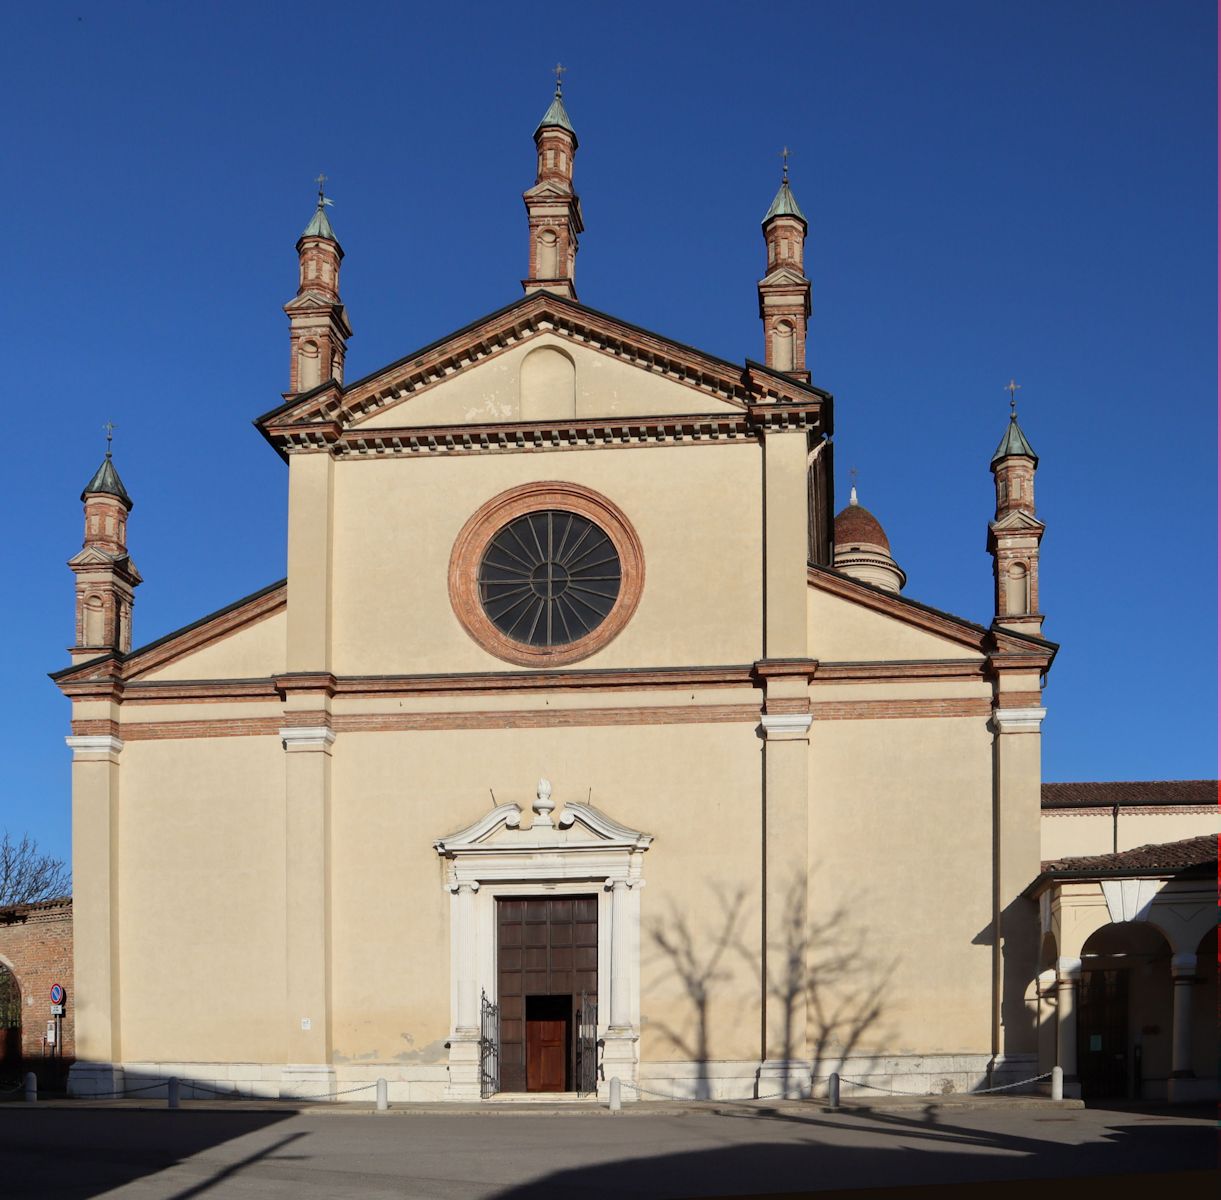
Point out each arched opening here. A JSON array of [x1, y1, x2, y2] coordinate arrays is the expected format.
[[1078, 921, 1171, 1099], [537, 230, 559, 279], [773, 321, 795, 372], [1007, 562, 1029, 615], [0, 963, 20, 1073], [519, 346, 576, 421], [84, 595, 104, 646], [1189, 926, 1217, 1085], [298, 339, 321, 391]]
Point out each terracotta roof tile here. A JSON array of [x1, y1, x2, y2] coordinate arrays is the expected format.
[[1040, 834, 1217, 878], [1041, 780, 1217, 810], [834, 504, 890, 552]]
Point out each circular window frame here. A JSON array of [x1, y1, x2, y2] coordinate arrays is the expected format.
[[449, 482, 644, 667]]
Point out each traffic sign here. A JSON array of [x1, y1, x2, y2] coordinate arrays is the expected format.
[[49, 984, 65, 1005]]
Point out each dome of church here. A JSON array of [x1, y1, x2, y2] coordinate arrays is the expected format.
[[834, 498, 889, 551], [833, 487, 905, 593]]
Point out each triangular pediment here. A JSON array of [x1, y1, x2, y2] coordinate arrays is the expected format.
[[759, 266, 809, 288], [523, 179, 575, 200], [284, 290, 341, 313], [990, 509, 1045, 533], [257, 293, 830, 453], [434, 796, 653, 857], [68, 545, 129, 568]]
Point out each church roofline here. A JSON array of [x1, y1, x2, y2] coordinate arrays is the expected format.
[[50, 578, 287, 688], [255, 292, 834, 455], [807, 562, 1059, 666]]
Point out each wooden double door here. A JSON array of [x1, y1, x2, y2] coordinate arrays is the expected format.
[[497, 895, 597, 1093]]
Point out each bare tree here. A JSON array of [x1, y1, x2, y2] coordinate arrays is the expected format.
[[0, 832, 71, 906]]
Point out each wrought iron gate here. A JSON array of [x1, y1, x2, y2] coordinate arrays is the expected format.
[[479, 990, 500, 1099], [576, 991, 598, 1096]]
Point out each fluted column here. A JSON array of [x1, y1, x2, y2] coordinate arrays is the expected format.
[[601, 876, 640, 1093], [608, 880, 631, 1030], [445, 880, 483, 1099], [454, 882, 480, 1032]]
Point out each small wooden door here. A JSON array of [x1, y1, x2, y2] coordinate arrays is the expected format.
[[525, 993, 571, 1092], [526, 1014, 568, 1092]]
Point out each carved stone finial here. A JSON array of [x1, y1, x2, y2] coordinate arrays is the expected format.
[[534, 777, 555, 826]]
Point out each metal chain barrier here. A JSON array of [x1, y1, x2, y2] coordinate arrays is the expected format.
[[150, 1079, 380, 1100], [61, 1078, 381, 1102], [838, 1071, 1051, 1097], [621, 1078, 819, 1103], [623, 1069, 1051, 1104]]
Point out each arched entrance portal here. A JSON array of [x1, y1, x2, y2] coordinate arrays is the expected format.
[[1078, 922, 1170, 1100], [0, 963, 20, 1072]]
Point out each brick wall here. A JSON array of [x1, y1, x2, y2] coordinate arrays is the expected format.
[[0, 898, 74, 1078]]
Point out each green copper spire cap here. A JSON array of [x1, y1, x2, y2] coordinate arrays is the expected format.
[[991, 414, 1038, 466], [301, 198, 338, 242], [762, 180, 806, 226], [534, 92, 577, 142], [81, 454, 133, 509]]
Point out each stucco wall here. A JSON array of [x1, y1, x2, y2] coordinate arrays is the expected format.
[[116, 737, 287, 1063], [357, 335, 745, 429], [328, 720, 764, 1067], [133, 610, 286, 682], [808, 714, 995, 1057], [330, 442, 763, 675], [1041, 808, 1220, 860]]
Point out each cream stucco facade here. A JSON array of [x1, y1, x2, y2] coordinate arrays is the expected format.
[[54, 104, 1213, 1105]]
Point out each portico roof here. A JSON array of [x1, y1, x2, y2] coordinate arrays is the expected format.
[[1027, 835, 1217, 894]]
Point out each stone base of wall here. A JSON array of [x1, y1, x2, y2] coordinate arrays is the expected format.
[[69, 1061, 450, 1102], [69, 1052, 1041, 1104], [637, 1053, 1035, 1102]]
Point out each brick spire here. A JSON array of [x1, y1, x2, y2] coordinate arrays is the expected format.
[[988, 385, 1045, 635], [522, 71, 583, 300], [68, 432, 141, 661], [284, 176, 353, 396], [758, 152, 811, 383]]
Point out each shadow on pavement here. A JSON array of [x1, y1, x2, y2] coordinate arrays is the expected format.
[[489, 1106, 1216, 1199], [0, 1108, 300, 1200]]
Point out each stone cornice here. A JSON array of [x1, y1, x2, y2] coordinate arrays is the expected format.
[[255, 294, 831, 459], [59, 657, 1005, 708]]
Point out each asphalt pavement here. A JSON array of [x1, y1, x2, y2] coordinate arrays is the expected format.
[[0, 1100, 1214, 1199]]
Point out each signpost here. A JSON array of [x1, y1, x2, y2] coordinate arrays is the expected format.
[[47, 985, 66, 1063]]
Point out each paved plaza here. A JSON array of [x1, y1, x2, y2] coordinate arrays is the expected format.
[[0, 1100, 1215, 1199]]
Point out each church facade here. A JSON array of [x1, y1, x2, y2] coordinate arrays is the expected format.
[[52, 90, 1214, 1103]]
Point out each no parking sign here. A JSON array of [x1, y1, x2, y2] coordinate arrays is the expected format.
[[50, 983, 65, 1013]]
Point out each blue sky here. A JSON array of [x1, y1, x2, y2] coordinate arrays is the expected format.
[[3, 1, 1216, 866]]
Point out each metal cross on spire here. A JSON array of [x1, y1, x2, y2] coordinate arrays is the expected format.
[[315, 172, 333, 208], [1005, 378, 1021, 417], [781, 145, 790, 183], [103, 420, 116, 457], [553, 62, 567, 96]]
